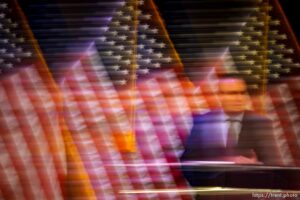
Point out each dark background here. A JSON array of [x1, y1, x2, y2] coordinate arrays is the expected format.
[[154, 0, 300, 41], [278, 1, 299, 40]]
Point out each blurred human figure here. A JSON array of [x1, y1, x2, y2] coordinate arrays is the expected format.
[[181, 78, 281, 164], [180, 78, 282, 190]]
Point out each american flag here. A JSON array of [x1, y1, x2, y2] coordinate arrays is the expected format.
[[0, 2, 34, 71], [61, 49, 135, 200], [268, 84, 300, 165], [60, 44, 197, 199], [228, 0, 300, 91], [0, 0, 67, 199], [58, 0, 197, 199], [96, 0, 183, 88], [61, 45, 173, 199]]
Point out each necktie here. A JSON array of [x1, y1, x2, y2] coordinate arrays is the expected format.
[[226, 119, 240, 147]]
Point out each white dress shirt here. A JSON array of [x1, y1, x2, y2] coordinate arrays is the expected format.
[[222, 112, 244, 147]]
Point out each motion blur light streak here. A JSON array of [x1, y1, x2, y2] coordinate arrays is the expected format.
[[119, 187, 300, 195]]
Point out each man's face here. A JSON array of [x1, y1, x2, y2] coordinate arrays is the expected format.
[[219, 79, 248, 113]]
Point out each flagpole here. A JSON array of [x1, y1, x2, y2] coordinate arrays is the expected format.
[[128, 0, 139, 152], [260, 0, 270, 114]]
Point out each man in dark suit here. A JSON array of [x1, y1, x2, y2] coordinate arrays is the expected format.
[[180, 78, 282, 189]]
